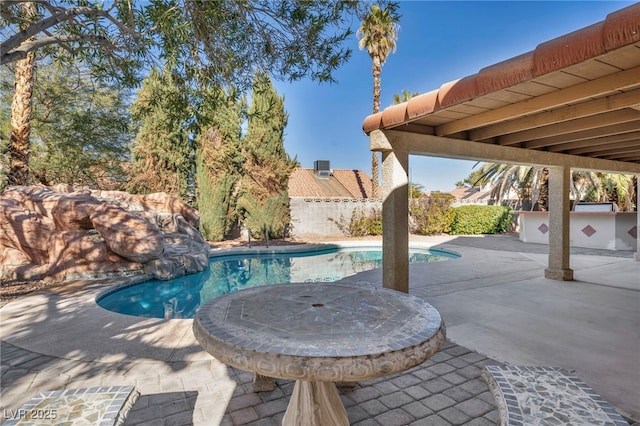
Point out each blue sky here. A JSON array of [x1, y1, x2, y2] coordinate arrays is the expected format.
[[274, 1, 634, 193]]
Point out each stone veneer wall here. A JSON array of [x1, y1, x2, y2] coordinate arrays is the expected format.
[[289, 198, 382, 238]]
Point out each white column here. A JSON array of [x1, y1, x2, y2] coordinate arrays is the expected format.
[[381, 149, 409, 293], [545, 165, 574, 280]]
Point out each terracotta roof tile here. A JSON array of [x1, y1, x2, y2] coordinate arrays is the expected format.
[[438, 75, 479, 109], [477, 52, 535, 95], [407, 90, 439, 119], [533, 22, 606, 76], [288, 168, 373, 199], [603, 4, 640, 50], [380, 103, 407, 128], [332, 169, 373, 198], [288, 168, 324, 197]]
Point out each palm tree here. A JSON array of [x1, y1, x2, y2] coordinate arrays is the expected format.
[[473, 163, 549, 210], [475, 163, 636, 211], [8, 1, 38, 186], [575, 172, 636, 211], [392, 90, 419, 105], [357, 3, 400, 198]]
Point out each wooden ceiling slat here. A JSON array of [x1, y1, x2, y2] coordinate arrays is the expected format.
[[563, 136, 640, 155], [560, 59, 623, 80], [497, 109, 640, 146], [526, 120, 640, 149], [583, 144, 640, 157], [600, 153, 640, 161], [435, 65, 640, 137], [469, 88, 640, 141], [531, 71, 588, 89]]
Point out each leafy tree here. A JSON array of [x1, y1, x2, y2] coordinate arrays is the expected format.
[[28, 61, 132, 187], [127, 67, 192, 199], [2, 0, 359, 185], [237, 72, 297, 239], [357, 2, 400, 198], [196, 87, 246, 241], [409, 182, 425, 198], [1, 60, 132, 190]]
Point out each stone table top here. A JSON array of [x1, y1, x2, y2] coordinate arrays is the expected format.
[[193, 283, 446, 382]]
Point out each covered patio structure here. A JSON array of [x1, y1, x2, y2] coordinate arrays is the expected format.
[[363, 3, 640, 292]]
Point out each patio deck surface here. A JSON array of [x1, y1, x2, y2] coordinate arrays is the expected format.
[[1, 234, 638, 425]]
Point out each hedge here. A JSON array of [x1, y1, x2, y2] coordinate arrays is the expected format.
[[449, 205, 513, 235]]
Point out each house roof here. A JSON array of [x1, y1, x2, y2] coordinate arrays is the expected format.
[[363, 3, 640, 171], [288, 168, 373, 199], [449, 186, 493, 203]]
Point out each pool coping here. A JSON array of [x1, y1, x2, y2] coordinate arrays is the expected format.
[[95, 240, 461, 311], [0, 239, 460, 365]]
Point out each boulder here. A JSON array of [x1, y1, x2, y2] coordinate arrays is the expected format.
[[51, 194, 102, 231], [48, 230, 143, 278], [0, 185, 210, 283], [0, 197, 54, 264], [90, 204, 164, 264]]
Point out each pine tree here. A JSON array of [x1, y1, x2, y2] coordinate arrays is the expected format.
[[238, 72, 296, 239], [195, 87, 246, 241], [128, 68, 193, 200]]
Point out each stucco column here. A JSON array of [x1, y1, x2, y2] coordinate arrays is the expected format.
[[636, 175, 639, 261], [381, 149, 409, 293], [545, 165, 574, 280]]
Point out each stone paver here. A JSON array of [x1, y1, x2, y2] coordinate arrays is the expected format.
[[1, 339, 502, 425]]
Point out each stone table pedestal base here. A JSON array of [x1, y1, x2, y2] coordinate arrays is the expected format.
[[282, 381, 348, 426]]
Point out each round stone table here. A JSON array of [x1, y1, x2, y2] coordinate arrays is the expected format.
[[193, 282, 446, 425]]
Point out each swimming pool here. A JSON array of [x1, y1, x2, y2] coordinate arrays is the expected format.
[[97, 246, 458, 319]]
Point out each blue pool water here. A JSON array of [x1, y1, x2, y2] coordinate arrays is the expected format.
[[97, 246, 458, 319]]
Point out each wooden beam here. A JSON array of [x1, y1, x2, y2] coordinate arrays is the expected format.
[[469, 88, 640, 141], [565, 136, 640, 155], [434, 65, 640, 137], [600, 153, 640, 161], [497, 109, 640, 146], [526, 121, 640, 149], [373, 129, 640, 174]]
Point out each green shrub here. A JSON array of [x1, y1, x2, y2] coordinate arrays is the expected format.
[[450, 205, 513, 235], [410, 194, 455, 235]]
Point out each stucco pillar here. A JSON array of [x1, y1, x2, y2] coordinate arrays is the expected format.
[[545, 165, 574, 280], [381, 149, 409, 293], [636, 175, 639, 261]]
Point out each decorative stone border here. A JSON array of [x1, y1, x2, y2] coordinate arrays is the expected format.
[[481, 365, 630, 426], [2, 386, 139, 426]]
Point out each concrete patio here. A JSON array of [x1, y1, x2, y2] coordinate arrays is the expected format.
[[1, 234, 638, 425]]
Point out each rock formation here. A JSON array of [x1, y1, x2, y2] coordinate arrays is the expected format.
[[0, 185, 210, 282]]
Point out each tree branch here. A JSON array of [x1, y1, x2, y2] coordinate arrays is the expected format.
[[1, 34, 112, 65], [1, 4, 137, 64]]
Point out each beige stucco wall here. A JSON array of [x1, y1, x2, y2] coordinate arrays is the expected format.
[[289, 198, 382, 238]]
